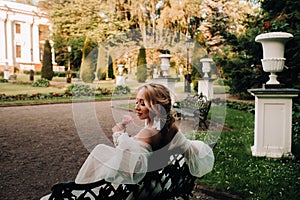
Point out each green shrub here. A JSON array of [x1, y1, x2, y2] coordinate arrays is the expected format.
[[32, 78, 50, 87], [113, 85, 131, 95], [0, 79, 8, 83], [292, 100, 300, 160], [226, 100, 255, 114], [53, 72, 67, 77], [95, 87, 112, 96], [66, 84, 94, 96]]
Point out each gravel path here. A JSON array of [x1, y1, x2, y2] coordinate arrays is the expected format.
[[0, 101, 222, 200]]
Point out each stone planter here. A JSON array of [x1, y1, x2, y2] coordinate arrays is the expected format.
[[159, 54, 172, 77], [255, 32, 293, 84], [200, 57, 213, 78], [117, 64, 124, 75]]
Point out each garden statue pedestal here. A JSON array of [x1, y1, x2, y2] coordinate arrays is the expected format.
[[4, 69, 10, 80], [116, 76, 126, 85], [153, 77, 179, 104], [116, 64, 126, 86], [198, 57, 215, 99], [248, 88, 299, 158], [197, 78, 215, 100]]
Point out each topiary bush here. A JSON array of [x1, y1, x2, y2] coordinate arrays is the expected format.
[[41, 40, 54, 80], [32, 78, 50, 87], [80, 37, 97, 83], [80, 57, 95, 83], [107, 55, 115, 79], [137, 46, 147, 83], [113, 85, 131, 95]]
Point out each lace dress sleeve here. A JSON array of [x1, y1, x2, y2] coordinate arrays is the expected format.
[[75, 132, 152, 185]]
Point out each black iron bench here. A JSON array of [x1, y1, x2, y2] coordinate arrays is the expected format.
[[47, 154, 196, 200], [47, 140, 216, 200], [173, 93, 212, 130]]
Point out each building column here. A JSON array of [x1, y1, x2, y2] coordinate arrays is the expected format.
[[32, 21, 40, 64], [5, 18, 14, 67], [0, 18, 6, 64]]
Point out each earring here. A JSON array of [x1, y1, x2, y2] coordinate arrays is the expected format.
[[152, 117, 161, 131]]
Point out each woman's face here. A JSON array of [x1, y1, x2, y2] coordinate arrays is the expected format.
[[135, 88, 150, 121]]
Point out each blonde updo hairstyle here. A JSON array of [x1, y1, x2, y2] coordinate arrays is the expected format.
[[137, 83, 175, 136]]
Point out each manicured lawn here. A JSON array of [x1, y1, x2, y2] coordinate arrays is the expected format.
[[0, 75, 228, 97], [0, 82, 65, 95], [196, 108, 300, 200]]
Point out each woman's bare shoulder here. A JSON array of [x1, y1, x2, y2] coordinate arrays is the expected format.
[[134, 127, 158, 144]]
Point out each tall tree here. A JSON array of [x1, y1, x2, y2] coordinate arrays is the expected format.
[[80, 37, 97, 83], [96, 45, 108, 80], [41, 40, 54, 80], [107, 55, 114, 79], [137, 46, 147, 83]]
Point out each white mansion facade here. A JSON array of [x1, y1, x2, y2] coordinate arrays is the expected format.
[[0, 0, 55, 74]]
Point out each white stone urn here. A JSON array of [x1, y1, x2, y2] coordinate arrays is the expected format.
[[159, 54, 173, 77], [200, 57, 213, 78], [117, 64, 124, 75], [255, 32, 293, 84]]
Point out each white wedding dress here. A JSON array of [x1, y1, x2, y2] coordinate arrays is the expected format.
[[41, 130, 214, 199]]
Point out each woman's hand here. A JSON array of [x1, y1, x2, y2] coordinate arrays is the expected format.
[[112, 123, 126, 133], [112, 115, 133, 133]]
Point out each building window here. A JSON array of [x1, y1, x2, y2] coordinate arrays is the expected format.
[[15, 23, 21, 34], [16, 45, 21, 58]]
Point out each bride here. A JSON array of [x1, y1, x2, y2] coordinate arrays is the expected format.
[[41, 83, 214, 199]]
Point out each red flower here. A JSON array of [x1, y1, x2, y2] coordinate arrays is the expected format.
[[263, 23, 270, 28]]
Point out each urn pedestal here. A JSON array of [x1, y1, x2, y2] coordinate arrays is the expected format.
[[249, 32, 298, 158], [152, 77, 179, 104], [198, 57, 214, 99], [4, 69, 10, 80], [197, 78, 215, 100], [248, 88, 299, 158]]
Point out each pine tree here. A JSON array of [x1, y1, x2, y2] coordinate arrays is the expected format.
[[137, 46, 147, 83], [107, 55, 115, 79], [41, 40, 54, 80]]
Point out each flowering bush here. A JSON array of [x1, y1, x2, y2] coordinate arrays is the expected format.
[[262, 21, 289, 33]]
